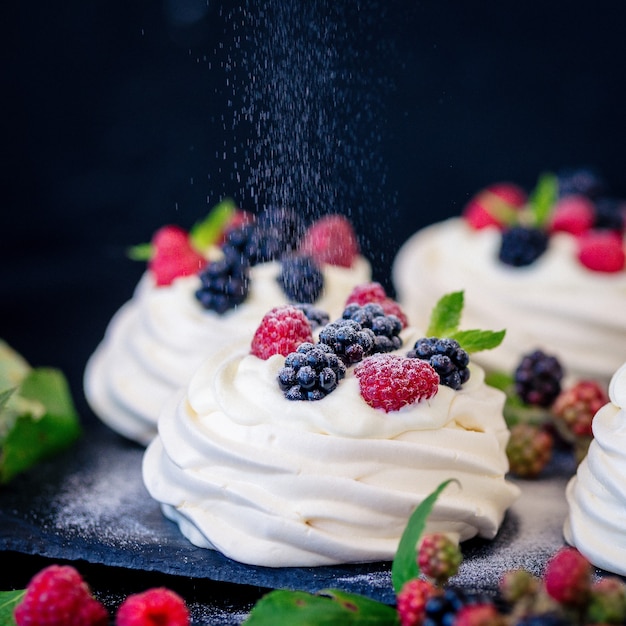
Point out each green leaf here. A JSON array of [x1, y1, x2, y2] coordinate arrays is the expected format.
[[0, 368, 82, 484], [484, 370, 514, 392], [189, 197, 237, 252], [391, 479, 457, 594], [126, 242, 154, 262], [243, 589, 399, 625], [425, 292, 464, 337], [449, 328, 506, 354], [0, 589, 24, 625], [528, 172, 558, 227]]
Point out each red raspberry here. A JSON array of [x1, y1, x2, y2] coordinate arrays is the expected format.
[[14, 564, 108, 626], [505, 423, 553, 478], [587, 577, 626, 625], [345, 282, 409, 327], [552, 380, 608, 439], [148, 225, 207, 286], [463, 183, 527, 230], [298, 214, 360, 267], [454, 603, 505, 626], [396, 578, 439, 626], [115, 587, 189, 626], [548, 194, 596, 235], [250, 305, 314, 360], [543, 547, 592, 607], [577, 229, 625, 272], [418, 532, 462, 585], [354, 354, 439, 412]]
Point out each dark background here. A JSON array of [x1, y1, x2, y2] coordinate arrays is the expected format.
[[3, 0, 626, 416]]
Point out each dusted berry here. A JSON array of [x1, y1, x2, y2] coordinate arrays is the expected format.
[[463, 182, 527, 230], [551, 380, 607, 439], [345, 282, 409, 327], [577, 229, 625, 272], [499, 568, 541, 604], [423, 587, 491, 626], [354, 354, 439, 413], [543, 547, 591, 607], [14, 564, 108, 626], [557, 166, 606, 199], [149, 225, 207, 287], [514, 350, 564, 407], [506, 423, 553, 478], [250, 305, 314, 360], [115, 587, 189, 626], [298, 214, 360, 267], [454, 603, 505, 626], [587, 577, 626, 625], [499, 226, 549, 267], [278, 342, 346, 401], [548, 194, 596, 236], [396, 578, 440, 626], [293, 303, 330, 329], [277, 255, 324, 303], [342, 302, 403, 353], [195, 254, 250, 314], [407, 337, 470, 390], [318, 318, 376, 365], [418, 532, 462, 586]]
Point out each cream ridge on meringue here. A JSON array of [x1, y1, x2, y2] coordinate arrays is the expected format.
[[142, 326, 519, 568], [564, 361, 626, 576], [84, 256, 371, 445]]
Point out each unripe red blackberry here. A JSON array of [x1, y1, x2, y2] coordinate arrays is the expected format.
[[506, 423, 554, 478], [418, 533, 462, 586]]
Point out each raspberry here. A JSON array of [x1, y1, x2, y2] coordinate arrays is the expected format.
[[250, 305, 314, 360], [506, 423, 553, 478], [543, 547, 591, 607], [115, 587, 189, 626], [396, 578, 439, 626], [14, 564, 108, 626], [454, 603, 505, 626], [499, 226, 549, 267], [298, 214, 360, 267], [407, 337, 470, 390], [276, 255, 324, 303], [514, 350, 564, 408], [418, 532, 462, 586], [551, 380, 608, 439], [354, 354, 439, 413], [577, 229, 625, 272], [148, 225, 207, 287], [548, 194, 596, 236], [345, 282, 409, 327], [587, 577, 626, 625], [463, 183, 527, 230]]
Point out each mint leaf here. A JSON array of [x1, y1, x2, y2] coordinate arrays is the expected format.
[[190, 197, 237, 252], [449, 329, 506, 353], [426, 292, 464, 337], [243, 589, 398, 625], [484, 370, 514, 392], [391, 479, 457, 594], [126, 242, 153, 262], [528, 172, 558, 227], [0, 589, 24, 625]]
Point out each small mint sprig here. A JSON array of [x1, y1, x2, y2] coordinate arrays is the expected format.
[[243, 480, 456, 625], [526, 172, 558, 229], [425, 291, 505, 353]]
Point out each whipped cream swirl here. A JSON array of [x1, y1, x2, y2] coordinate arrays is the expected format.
[[392, 218, 626, 383], [142, 327, 519, 567], [84, 257, 371, 445], [564, 362, 626, 576]]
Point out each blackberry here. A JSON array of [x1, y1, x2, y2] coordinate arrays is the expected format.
[[407, 337, 470, 390], [514, 613, 570, 626], [557, 166, 606, 199], [278, 342, 346, 401], [499, 226, 549, 267], [293, 303, 330, 329], [342, 303, 403, 353], [423, 587, 491, 626], [277, 256, 324, 304], [594, 197, 625, 232], [195, 255, 249, 314], [249, 207, 305, 263], [318, 319, 376, 366], [514, 349, 564, 407]]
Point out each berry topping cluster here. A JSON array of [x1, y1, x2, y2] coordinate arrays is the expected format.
[[463, 168, 626, 273]]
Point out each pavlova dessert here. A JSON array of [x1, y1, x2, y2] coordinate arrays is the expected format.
[[142, 290, 520, 567], [84, 202, 372, 445], [564, 360, 626, 577], [392, 169, 626, 384]]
